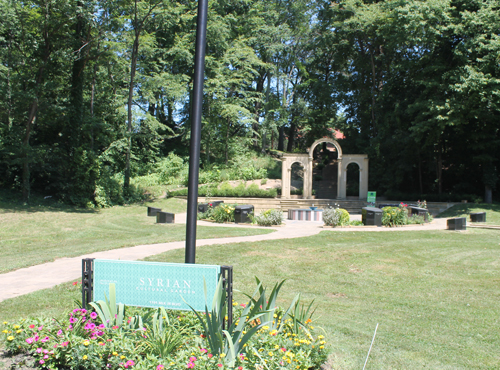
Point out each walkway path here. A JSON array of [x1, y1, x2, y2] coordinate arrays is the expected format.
[[0, 215, 449, 303]]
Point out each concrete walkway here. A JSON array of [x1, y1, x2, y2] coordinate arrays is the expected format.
[[0, 214, 449, 303]]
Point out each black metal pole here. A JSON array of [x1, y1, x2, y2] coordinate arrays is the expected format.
[[185, 0, 208, 264]]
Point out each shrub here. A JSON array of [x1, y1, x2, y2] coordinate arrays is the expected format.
[[212, 204, 235, 223], [254, 209, 284, 226], [168, 184, 277, 198], [382, 203, 408, 227], [323, 208, 350, 227]]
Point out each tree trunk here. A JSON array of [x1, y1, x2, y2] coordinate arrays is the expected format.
[[22, 99, 38, 202], [124, 32, 140, 189], [484, 185, 492, 204]]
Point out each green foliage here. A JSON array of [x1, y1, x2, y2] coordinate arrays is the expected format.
[[323, 208, 350, 227], [254, 209, 284, 226], [169, 183, 277, 198], [211, 204, 235, 223], [89, 284, 125, 329], [382, 205, 409, 227], [1, 277, 328, 369]]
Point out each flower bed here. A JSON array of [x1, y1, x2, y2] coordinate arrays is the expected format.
[[1, 280, 328, 370]]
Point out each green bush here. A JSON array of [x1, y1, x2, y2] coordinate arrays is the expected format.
[[254, 209, 284, 226], [212, 204, 235, 223], [168, 183, 277, 198], [323, 208, 350, 227], [382, 204, 408, 227]]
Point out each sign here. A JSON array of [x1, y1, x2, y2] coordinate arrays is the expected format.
[[92, 259, 220, 311], [367, 191, 376, 204]]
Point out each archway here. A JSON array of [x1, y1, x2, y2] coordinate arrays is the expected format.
[[290, 162, 305, 197], [346, 162, 360, 198], [281, 139, 369, 199], [312, 142, 339, 199]]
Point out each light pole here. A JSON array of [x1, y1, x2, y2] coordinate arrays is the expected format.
[[185, 0, 209, 264]]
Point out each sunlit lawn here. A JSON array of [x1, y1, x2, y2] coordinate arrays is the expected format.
[[0, 196, 273, 273], [1, 224, 499, 369]]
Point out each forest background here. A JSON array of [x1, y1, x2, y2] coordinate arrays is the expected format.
[[0, 0, 499, 206]]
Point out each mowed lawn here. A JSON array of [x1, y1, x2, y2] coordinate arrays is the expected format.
[[1, 225, 498, 369], [142, 228, 500, 370], [0, 196, 273, 273]]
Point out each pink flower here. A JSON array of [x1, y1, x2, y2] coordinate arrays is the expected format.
[[29, 324, 35, 329], [126, 360, 135, 367], [99, 324, 105, 329], [90, 312, 98, 320], [73, 309, 80, 313], [208, 354, 213, 358], [61, 342, 69, 347], [189, 356, 197, 362], [187, 362, 195, 369], [36, 348, 42, 353], [53, 344, 58, 348], [43, 355, 49, 359], [200, 348, 207, 353], [43, 349, 48, 354], [156, 366, 165, 370], [41, 336, 49, 343], [217, 364, 223, 368], [281, 347, 286, 352], [39, 360, 45, 365], [26, 338, 34, 344], [38, 326, 43, 331], [57, 330, 63, 336], [81, 309, 87, 314], [69, 317, 76, 324], [72, 282, 77, 286]]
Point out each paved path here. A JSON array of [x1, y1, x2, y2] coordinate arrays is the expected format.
[[0, 215, 449, 303]]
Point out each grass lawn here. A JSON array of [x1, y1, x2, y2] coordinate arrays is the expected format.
[[437, 203, 500, 224], [1, 226, 498, 369], [0, 196, 273, 273]]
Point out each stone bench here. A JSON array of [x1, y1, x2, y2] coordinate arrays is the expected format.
[[156, 212, 175, 224]]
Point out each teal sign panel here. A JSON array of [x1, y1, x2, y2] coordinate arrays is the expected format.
[[367, 191, 376, 203], [93, 259, 220, 311]]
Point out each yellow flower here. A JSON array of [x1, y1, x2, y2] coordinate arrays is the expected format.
[[83, 340, 90, 346], [320, 345, 324, 349], [268, 352, 273, 357], [112, 352, 118, 356], [16, 330, 22, 334], [120, 355, 126, 359], [2, 330, 8, 334], [7, 336, 14, 341], [2, 321, 7, 325], [220, 353, 226, 358], [13, 325, 20, 329], [83, 355, 88, 360]]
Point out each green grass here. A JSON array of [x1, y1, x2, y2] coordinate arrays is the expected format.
[[0, 196, 273, 273], [437, 203, 500, 224], [1, 228, 499, 369], [2, 203, 499, 368]]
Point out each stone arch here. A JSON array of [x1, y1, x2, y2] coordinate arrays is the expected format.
[[309, 138, 342, 159], [281, 139, 369, 200], [339, 155, 369, 199]]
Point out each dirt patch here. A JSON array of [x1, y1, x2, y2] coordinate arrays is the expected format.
[[0, 349, 37, 370]]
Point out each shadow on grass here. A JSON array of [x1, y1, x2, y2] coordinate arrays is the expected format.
[[0, 189, 97, 214], [436, 203, 500, 218]]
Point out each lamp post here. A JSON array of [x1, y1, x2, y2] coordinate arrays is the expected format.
[[185, 0, 209, 264]]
